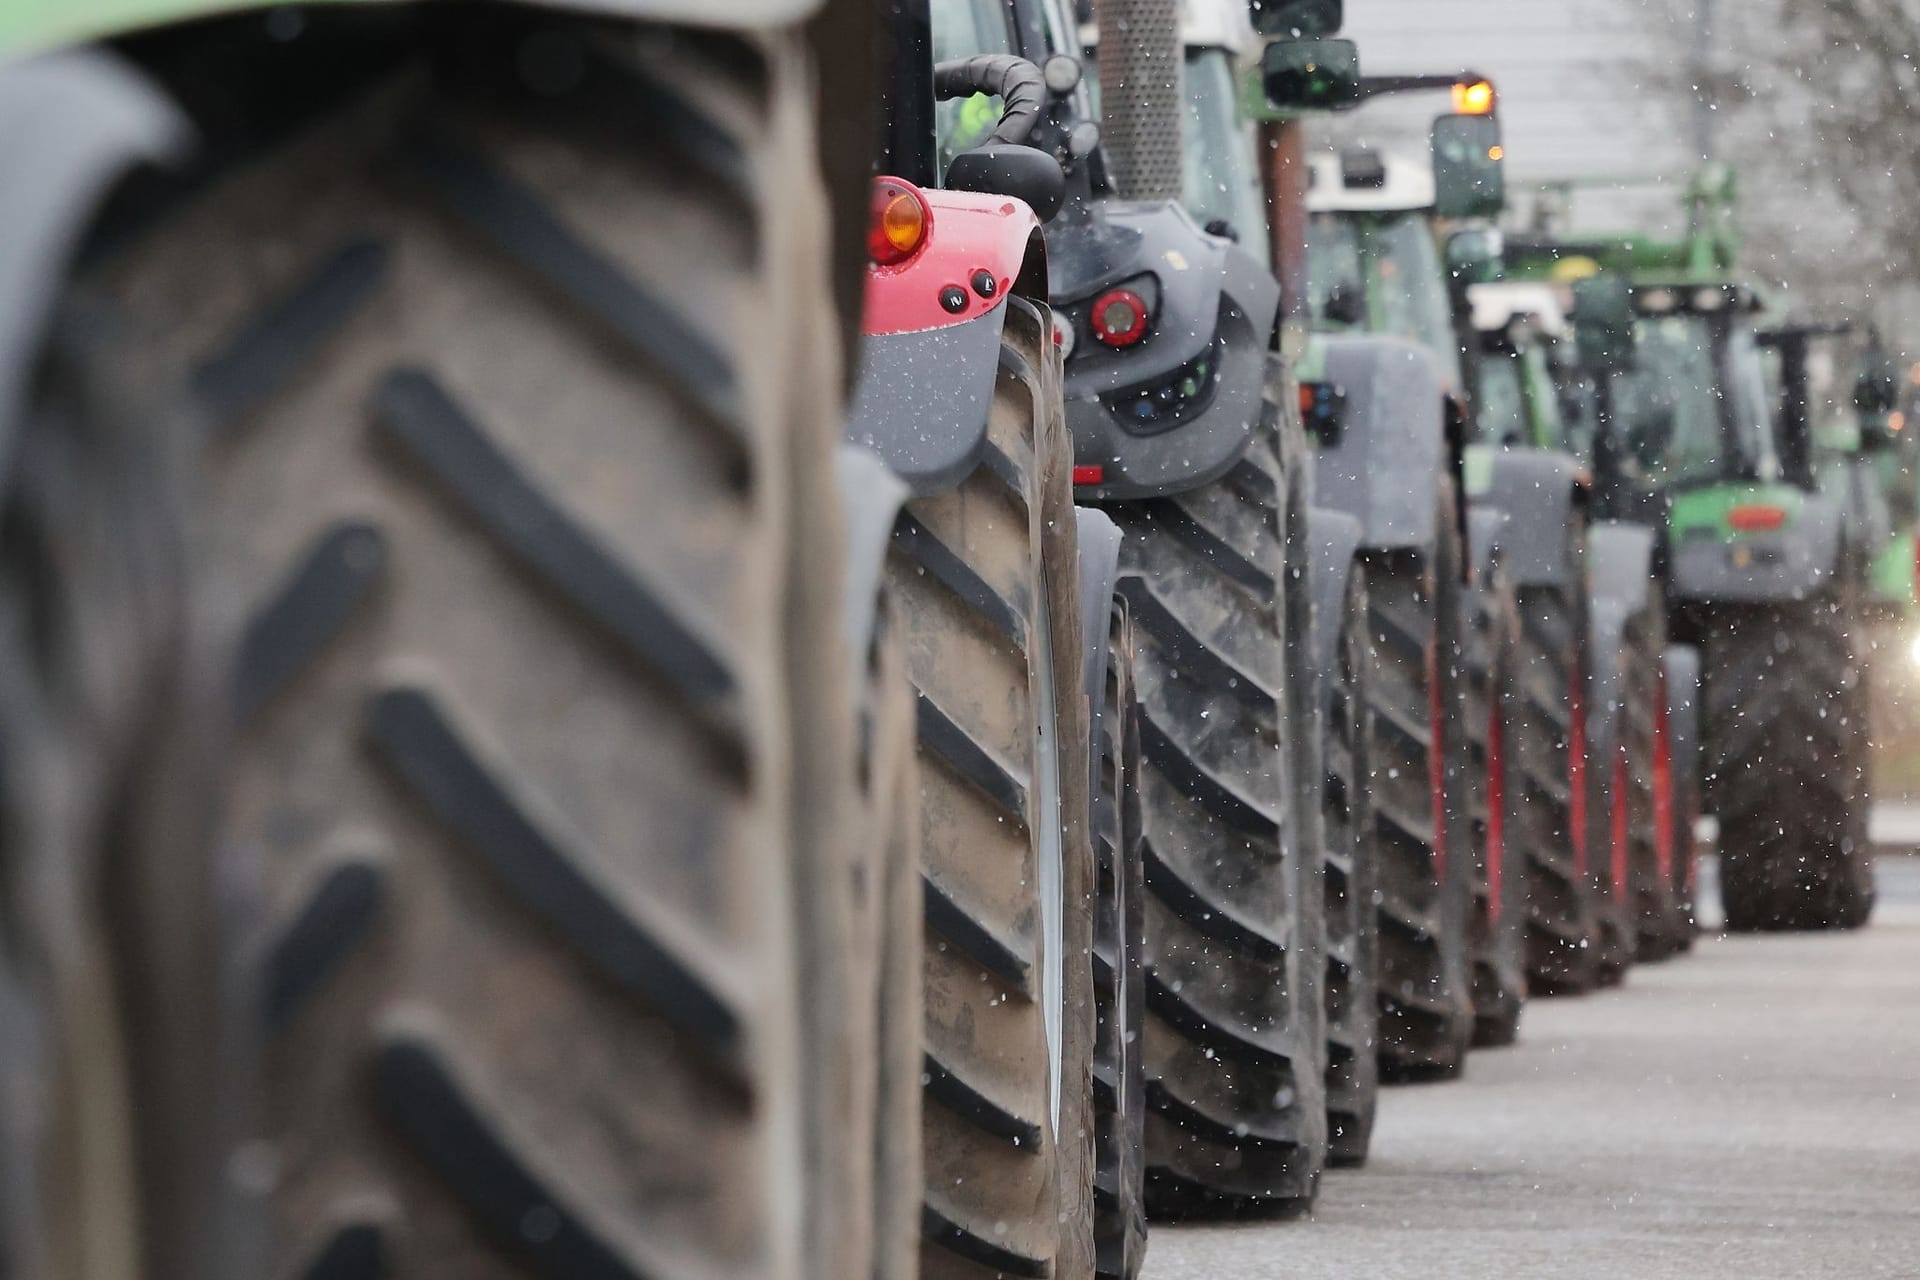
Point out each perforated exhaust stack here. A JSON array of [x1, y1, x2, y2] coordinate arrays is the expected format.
[[1096, 0, 1184, 201]]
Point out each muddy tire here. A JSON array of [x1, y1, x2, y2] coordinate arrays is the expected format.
[[1706, 603, 1874, 932], [903, 298, 1097, 1280], [1363, 480, 1474, 1081], [66, 18, 898, 1279], [1661, 646, 1703, 952], [1512, 585, 1599, 996], [1322, 564, 1381, 1163], [1120, 418, 1327, 1216], [1464, 562, 1526, 1048], [1093, 602, 1147, 1280], [1584, 598, 1641, 986]]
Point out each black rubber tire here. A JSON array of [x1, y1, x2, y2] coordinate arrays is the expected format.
[[1465, 561, 1527, 1048], [1363, 481, 1474, 1081], [1662, 647, 1703, 953], [1622, 595, 1689, 961], [1705, 603, 1875, 932], [1323, 564, 1381, 1164], [0, 310, 242, 1278], [903, 298, 1098, 1280], [77, 21, 896, 1278], [1093, 601, 1147, 1280], [1122, 419, 1327, 1216], [1513, 584, 1600, 996]]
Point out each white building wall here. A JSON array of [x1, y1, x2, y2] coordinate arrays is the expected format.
[[1322, 0, 1703, 234]]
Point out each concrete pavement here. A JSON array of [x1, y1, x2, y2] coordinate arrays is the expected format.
[[1141, 860, 1920, 1279]]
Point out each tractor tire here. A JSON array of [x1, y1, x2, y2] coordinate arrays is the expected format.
[[0, 309, 241, 1278], [70, 17, 903, 1280], [1585, 613, 1639, 987], [902, 297, 1098, 1280], [1706, 603, 1875, 932], [1363, 481, 1474, 1081], [1662, 647, 1704, 954], [1323, 564, 1381, 1164], [1466, 563, 1527, 1048], [1623, 598, 1689, 961], [1121, 416, 1327, 1216], [1093, 601, 1147, 1280], [1513, 585, 1599, 996]]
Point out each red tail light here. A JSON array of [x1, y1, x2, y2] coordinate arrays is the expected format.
[[1091, 288, 1150, 348], [868, 177, 930, 266], [1726, 504, 1786, 533], [1073, 465, 1105, 486]]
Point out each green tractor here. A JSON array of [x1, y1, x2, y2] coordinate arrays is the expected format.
[[1510, 168, 1877, 932]]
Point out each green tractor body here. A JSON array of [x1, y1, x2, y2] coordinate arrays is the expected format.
[[1508, 172, 1878, 931]]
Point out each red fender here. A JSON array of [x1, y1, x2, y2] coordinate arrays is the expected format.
[[862, 181, 1046, 337]]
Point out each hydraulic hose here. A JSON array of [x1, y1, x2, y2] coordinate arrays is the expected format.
[[933, 55, 1046, 146]]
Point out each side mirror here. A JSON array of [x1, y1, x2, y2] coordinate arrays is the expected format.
[[1445, 226, 1505, 288], [1250, 0, 1342, 37], [1262, 38, 1361, 113], [946, 144, 1066, 222], [1431, 113, 1505, 219], [1570, 275, 1636, 374]]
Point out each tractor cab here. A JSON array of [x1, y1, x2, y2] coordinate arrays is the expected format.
[[1466, 282, 1583, 456]]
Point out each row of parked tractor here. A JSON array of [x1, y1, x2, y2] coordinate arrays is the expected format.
[[2, 0, 1911, 1276]]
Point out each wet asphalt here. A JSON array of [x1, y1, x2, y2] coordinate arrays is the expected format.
[[1140, 858, 1920, 1279]]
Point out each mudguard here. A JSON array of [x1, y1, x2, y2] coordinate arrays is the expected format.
[[835, 445, 910, 675], [1467, 446, 1585, 589], [1050, 201, 1280, 501], [1588, 520, 1659, 623], [1312, 334, 1448, 553], [1466, 506, 1510, 590], [1583, 520, 1659, 781], [1668, 491, 1847, 605], [1307, 507, 1365, 670], [1077, 506, 1124, 714], [846, 187, 1046, 496], [0, 51, 183, 491]]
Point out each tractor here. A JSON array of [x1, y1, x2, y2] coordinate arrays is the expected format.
[[931, 0, 1339, 1219], [1510, 167, 1875, 932]]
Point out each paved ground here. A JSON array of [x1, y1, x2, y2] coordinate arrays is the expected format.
[[1142, 859, 1920, 1279]]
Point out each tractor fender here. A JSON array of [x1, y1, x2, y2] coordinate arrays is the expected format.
[[1076, 505, 1124, 712], [1466, 505, 1511, 591], [846, 188, 1046, 496], [0, 50, 184, 492], [1667, 491, 1848, 605], [1053, 201, 1280, 502], [1307, 507, 1366, 671], [1311, 333, 1448, 554], [1587, 520, 1659, 623], [1469, 446, 1585, 589], [1584, 521, 1660, 762], [835, 445, 910, 677]]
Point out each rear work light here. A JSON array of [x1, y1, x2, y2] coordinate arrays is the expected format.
[[1091, 288, 1150, 348], [868, 177, 930, 266], [1453, 78, 1497, 116], [1726, 504, 1787, 533]]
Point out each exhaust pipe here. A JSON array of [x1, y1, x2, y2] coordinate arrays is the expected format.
[[1095, 0, 1184, 201]]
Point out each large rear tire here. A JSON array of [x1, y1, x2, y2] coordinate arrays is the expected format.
[[1093, 602, 1147, 1280], [1623, 597, 1689, 961], [1706, 603, 1874, 932], [1513, 585, 1599, 995], [1323, 565, 1380, 1163], [904, 299, 1098, 1280], [1123, 415, 1327, 1216], [1363, 480, 1474, 1081], [74, 17, 894, 1278]]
